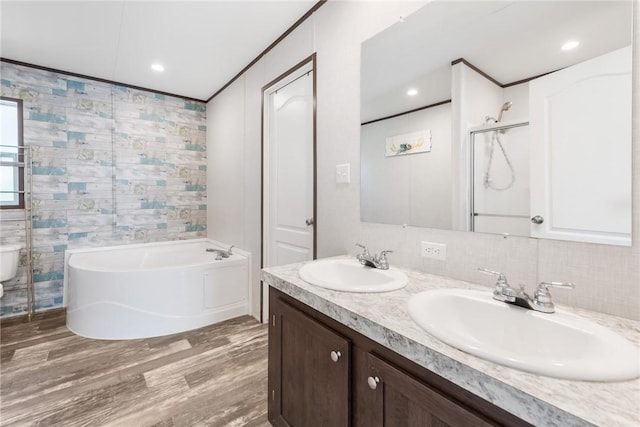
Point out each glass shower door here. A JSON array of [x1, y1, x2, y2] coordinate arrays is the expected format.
[[471, 122, 529, 236]]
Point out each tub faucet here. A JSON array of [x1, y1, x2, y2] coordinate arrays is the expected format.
[[206, 246, 233, 260], [355, 243, 392, 270]]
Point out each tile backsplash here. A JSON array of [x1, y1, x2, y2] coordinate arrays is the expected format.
[[0, 62, 207, 317]]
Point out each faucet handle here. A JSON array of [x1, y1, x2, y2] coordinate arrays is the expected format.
[[355, 243, 369, 254], [376, 250, 392, 269], [533, 281, 575, 313], [535, 281, 575, 301], [477, 267, 507, 286], [479, 268, 515, 302], [538, 281, 575, 291]]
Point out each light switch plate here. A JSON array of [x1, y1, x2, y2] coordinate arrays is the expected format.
[[336, 163, 350, 184]]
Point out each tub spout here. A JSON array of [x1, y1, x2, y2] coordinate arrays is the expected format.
[[206, 247, 232, 259]]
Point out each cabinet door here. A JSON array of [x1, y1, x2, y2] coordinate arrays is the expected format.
[[268, 293, 350, 427], [364, 353, 493, 427]]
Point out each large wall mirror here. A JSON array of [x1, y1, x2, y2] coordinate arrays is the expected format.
[[360, 1, 633, 246]]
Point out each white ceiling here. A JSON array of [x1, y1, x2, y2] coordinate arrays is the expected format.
[[361, 1, 633, 122], [0, 1, 318, 101]]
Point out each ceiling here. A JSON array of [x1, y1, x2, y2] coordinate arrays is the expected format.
[[0, 1, 318, 101], [361, 1, 633, 122]]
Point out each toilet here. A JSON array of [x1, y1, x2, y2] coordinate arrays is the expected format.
[[0, 244, 21, 298]]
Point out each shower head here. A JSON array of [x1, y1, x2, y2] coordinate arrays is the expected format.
[[496, 101, 512, 122]]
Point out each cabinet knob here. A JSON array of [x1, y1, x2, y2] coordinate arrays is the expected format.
[[367, 376, 381, 390], [330, 350, 341, 362]]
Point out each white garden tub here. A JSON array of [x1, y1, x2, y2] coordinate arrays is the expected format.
[[64, 239, 250, 340]]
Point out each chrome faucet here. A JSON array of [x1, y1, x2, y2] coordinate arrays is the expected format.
[[355, 243, 392, 270], [478, 268, 574, 313], [206, 245, 234, 260]]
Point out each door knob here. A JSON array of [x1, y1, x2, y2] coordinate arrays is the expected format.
[[305, 218, 314, 226], [367, 376, 381, 390], [330, 350, 341, 362], [531, 215, 544, 224]]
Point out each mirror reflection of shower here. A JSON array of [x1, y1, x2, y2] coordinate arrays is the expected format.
[[486, 101, 512, 124], [483, 101, 515, 191], [470, 106, 530, 237]]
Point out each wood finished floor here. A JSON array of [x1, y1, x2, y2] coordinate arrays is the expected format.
[[0, 312, 270, 426]]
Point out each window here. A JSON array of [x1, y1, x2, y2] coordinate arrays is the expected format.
[[0, 97, 24, 209]]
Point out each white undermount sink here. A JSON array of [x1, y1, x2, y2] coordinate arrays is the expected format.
[[299, 258, 408, 292], [408, 288, 640, 381]]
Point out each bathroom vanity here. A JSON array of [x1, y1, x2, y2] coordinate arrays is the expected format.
[[267, 287, 526, 426], [263, 258, 640, 427]]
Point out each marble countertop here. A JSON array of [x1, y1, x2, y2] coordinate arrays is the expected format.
[[262, 257, 640, 427]]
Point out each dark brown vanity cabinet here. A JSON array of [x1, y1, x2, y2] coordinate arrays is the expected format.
[[268, 290, 350, 426], [268, 287, 530, 427]]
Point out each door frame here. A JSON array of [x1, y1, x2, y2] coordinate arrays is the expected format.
[[261, 53, 317, 321]]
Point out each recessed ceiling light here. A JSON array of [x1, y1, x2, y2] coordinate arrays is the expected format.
[[407, 88, 418, 96], [561, 40, 580, 51], [151, 63, 165, 72]]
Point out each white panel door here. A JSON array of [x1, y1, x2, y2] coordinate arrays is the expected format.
[[264, 66, 314, 268], [529, 46, 632, 246]]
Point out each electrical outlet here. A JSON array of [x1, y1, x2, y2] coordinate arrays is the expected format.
[[421, 241, 446, 260]]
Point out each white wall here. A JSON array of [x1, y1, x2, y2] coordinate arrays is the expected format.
[[207, 77, 246, 247], [208, 1, 640, 320]]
